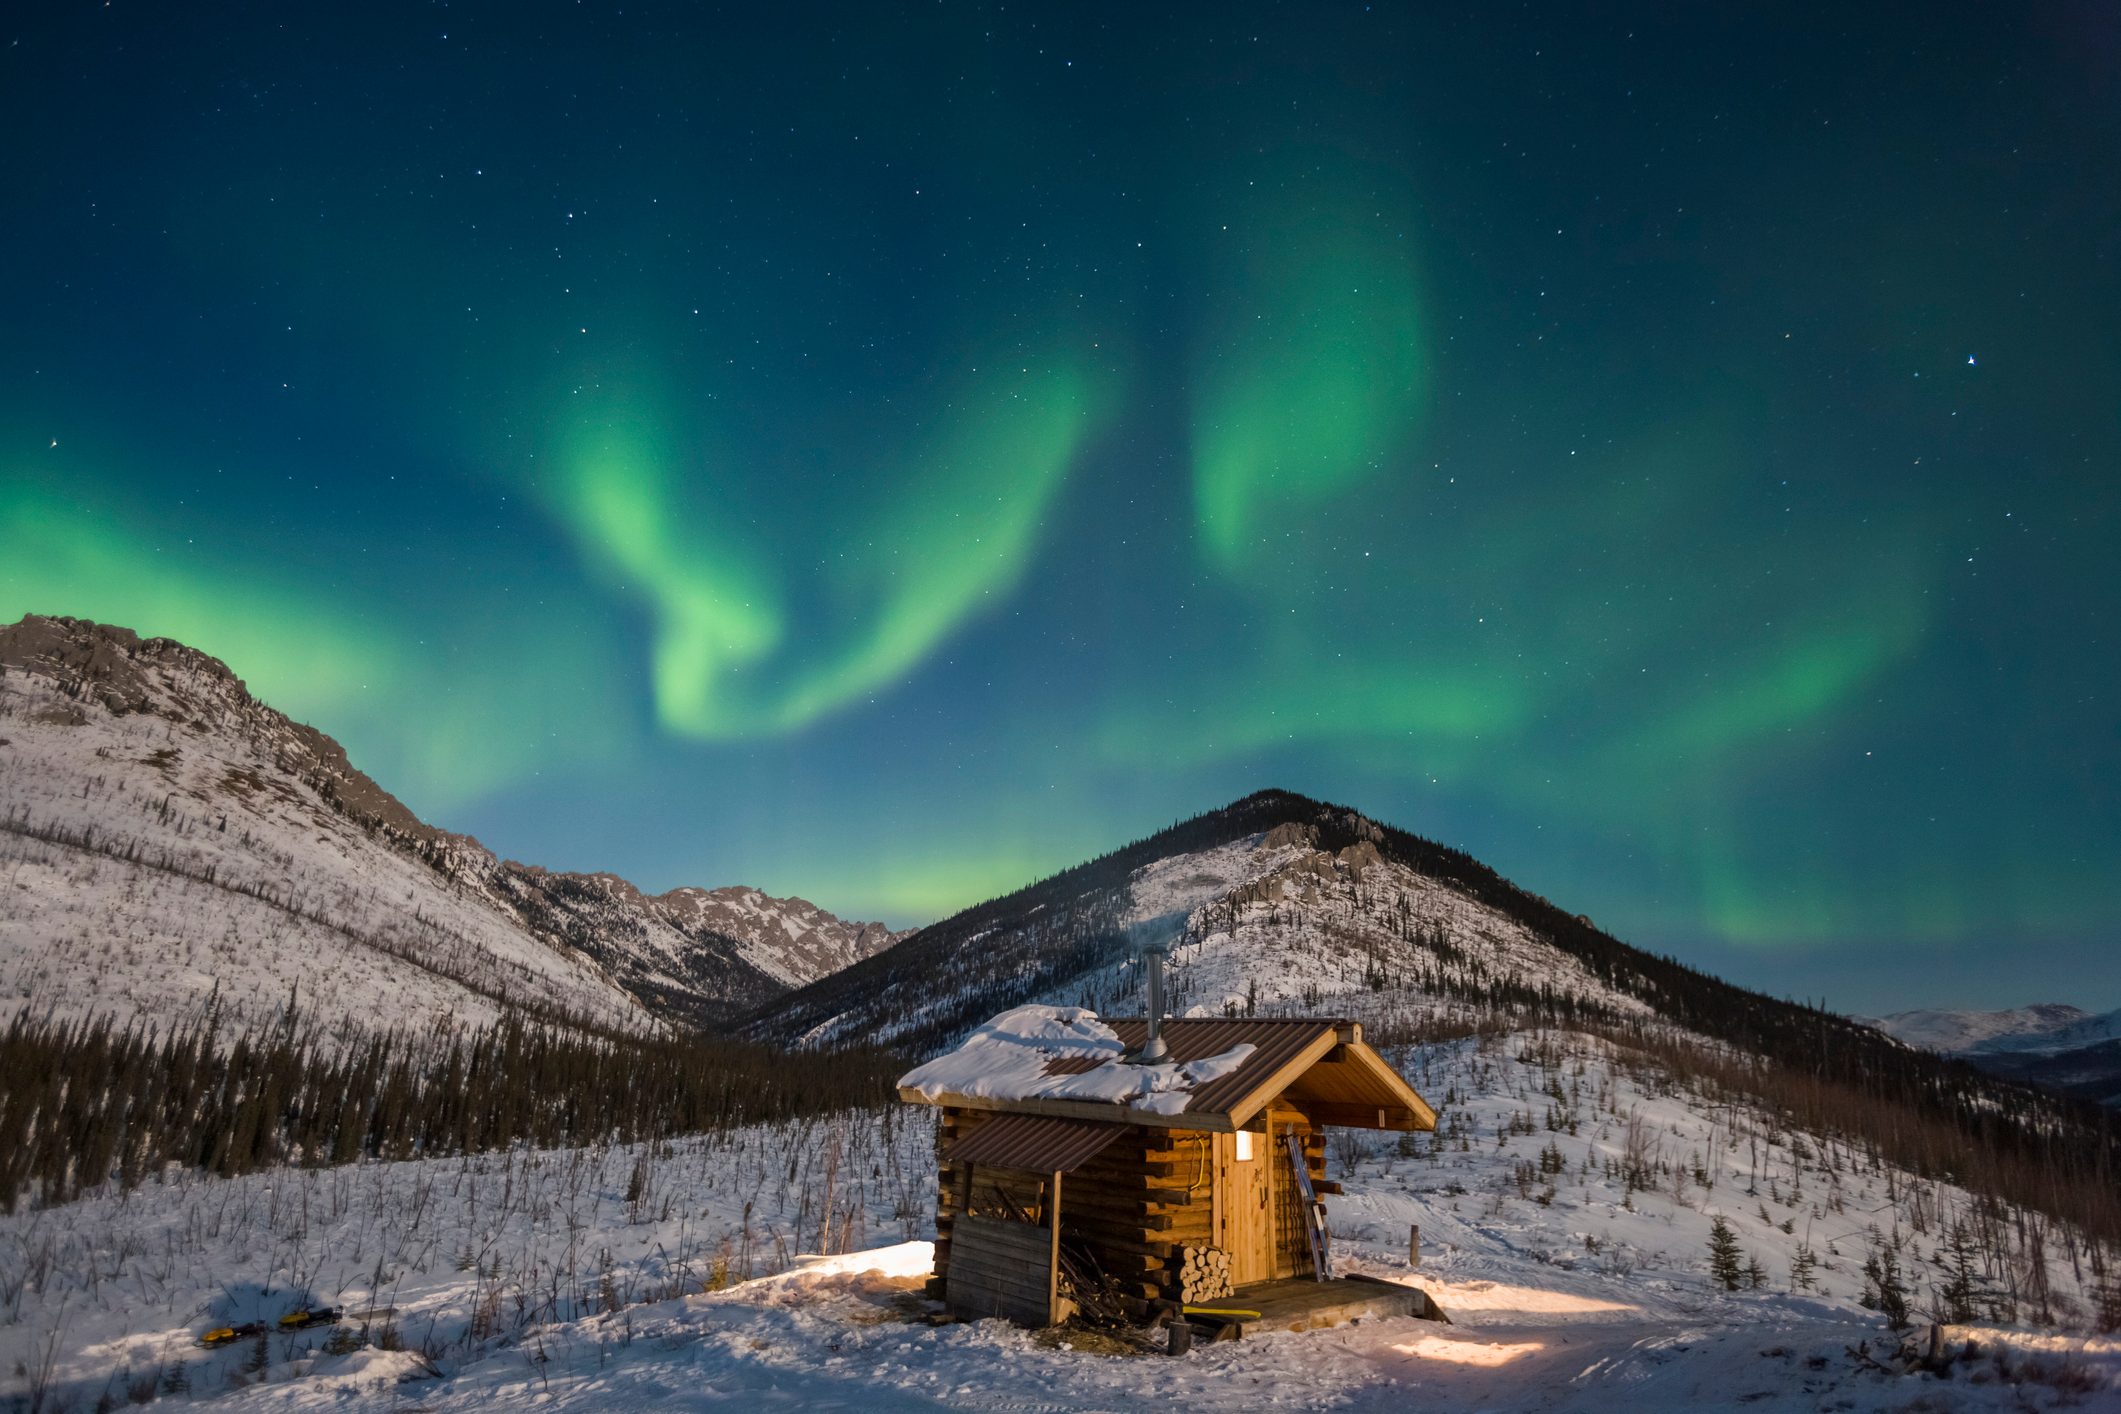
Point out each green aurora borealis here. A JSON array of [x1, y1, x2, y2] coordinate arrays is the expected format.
[[3, 4, 2116, 1009]]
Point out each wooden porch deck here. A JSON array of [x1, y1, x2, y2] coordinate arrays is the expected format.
[[1192, 1273, 1449, 1339]]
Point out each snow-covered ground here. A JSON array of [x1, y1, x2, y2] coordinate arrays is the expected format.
[[8, 1030, 2114, 1411]]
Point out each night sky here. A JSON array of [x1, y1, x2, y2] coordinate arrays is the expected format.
[[5, 4, 2117, 1013]]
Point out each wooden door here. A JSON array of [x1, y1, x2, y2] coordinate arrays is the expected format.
[[1214, 1128, 1274, 1286]]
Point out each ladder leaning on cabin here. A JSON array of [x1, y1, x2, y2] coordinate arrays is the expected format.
[[1284, 1128, 1331, 1280]]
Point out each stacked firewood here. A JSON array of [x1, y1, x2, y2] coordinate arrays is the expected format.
[[1174, 1244, 1233, 1303], [1056, 1240, 1131, 1328]]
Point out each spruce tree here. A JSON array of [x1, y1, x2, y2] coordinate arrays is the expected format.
[[1707, 1216, 1744, 1291], [1789, 1242, 1818, 1293], [1861, 1237, 1911, 1329], [1939, 1219, 1980, 1324], [2097, 1273, 2121, 1335]]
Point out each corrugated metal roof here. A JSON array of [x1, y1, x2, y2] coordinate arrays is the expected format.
[[1103, 1017, 1341, 1119], [903, 1015, 1430, 1130], [944, 1112, 1127, 1173]]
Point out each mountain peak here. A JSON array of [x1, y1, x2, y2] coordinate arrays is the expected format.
[[0, 612, 902, 1037], [1, 612, 437, 843]]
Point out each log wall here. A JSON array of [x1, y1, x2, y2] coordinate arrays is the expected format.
[[1265, 1104, 1328, 1279], [937, 1109, 1221, 1310], [931, 1101, 1332, 1317]]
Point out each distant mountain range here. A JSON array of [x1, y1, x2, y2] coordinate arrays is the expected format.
[[0, 614, 902, 1040], [1867, 1004, 2121, 1107]]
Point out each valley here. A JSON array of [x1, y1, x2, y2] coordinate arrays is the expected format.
[[5, 1028, 2115, 1411], [2, 616, 2118, 1410]]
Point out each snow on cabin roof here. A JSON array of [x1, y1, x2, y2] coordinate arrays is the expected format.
[[896, 1006, 1267, 1118], [897, 1005, 1381, 1125]]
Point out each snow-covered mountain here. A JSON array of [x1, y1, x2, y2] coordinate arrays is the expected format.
[[1866, 1004, 2113, 1056], [746, 790, 2119, 1205], [1867, 1003, 2121, 1107], [0, 614, 902, 1039], [751, 794, 1821, 1064]]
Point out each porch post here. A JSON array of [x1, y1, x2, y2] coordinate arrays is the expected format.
[[1047, 1169, 1064, 1323]]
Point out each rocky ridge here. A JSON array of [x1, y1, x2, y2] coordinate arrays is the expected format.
[[0, 614, 903, 1038]]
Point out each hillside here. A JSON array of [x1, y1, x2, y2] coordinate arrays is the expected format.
[[747, 790, 2121, 1246], [0, 614, 901, 1039], [6, 1029, 2118, 1410], [739, 791, 1995, 1079]]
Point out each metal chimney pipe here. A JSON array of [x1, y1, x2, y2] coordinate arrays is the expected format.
[[1134, 939, 1171, 1064]]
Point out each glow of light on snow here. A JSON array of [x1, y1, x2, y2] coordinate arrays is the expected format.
[[779, 1240, 936, 1281], [1387, 1334, 1549, 1367], [1418, 1281, 1638, 1317]]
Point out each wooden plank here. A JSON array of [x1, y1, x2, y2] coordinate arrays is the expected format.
[[1041, 1181, 1147, 1208], [946, 1272, 1050, 1325], [943, 1258, 1049, 1300], [947, 1233, 1049, 1269], [946, 1253, 1051, 1298], [948, 1225, 1050, 1264], [946, 1246, 1047, 1281], [948, 1273, 1048, 1313], [1055, 1211, 1170, 1248], [946, 1250, 1051, 1295], [951, 1215, 1052, 1260], [945, 1212, 1061, 1326], [945, 1266, 1071, 1326], [1047, 1172, 1061, 1323]]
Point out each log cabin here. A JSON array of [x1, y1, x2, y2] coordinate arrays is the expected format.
[[898, 971, 1447, 1333]]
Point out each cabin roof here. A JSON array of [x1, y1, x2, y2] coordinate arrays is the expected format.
[[898, 1007, 1436, 1134], [1100, 1017, 1337, 1116], [942, 1113, 1126, 1173]]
